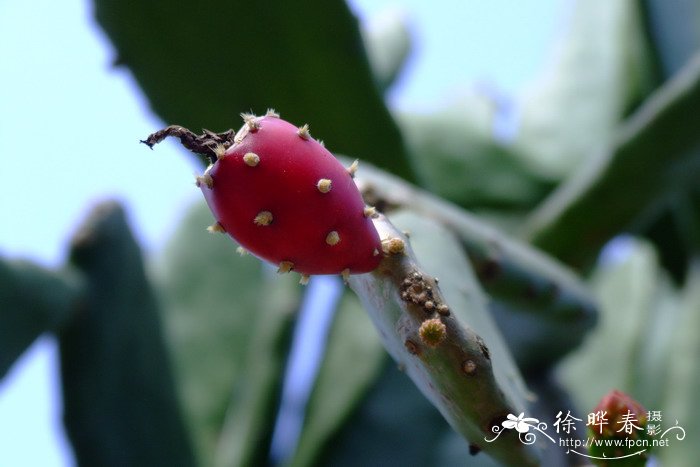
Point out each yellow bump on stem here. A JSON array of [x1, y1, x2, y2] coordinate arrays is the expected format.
[[382, 237, 405, 255], [278, 261, 294, 274], [347, 159, 359, 177], [299, 274, 310, 285], [265, 108, 280, 118], [317, 178, 332, 193], [195, 172, 214, 189], [241, 112, 261, 131], [363, 206, 377, 218], [419, 318, 447, 348], [206, 222, 225, 234], [341, 268, 350, 284], [462, 359, 477, 375], [236, 246, 248, 256], [436, 304, 450, 316], [325, 230, 340, 246], [243, 152, 260, 167], [297, 124, 311, 140], [254, 211, 273, 226]]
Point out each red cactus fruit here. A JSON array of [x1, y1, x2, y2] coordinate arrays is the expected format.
[[197, 111, 382, 280]]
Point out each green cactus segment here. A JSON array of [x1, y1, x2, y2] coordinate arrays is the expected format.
[[213, 273, 299, 467], [361, 8, 412, 93], [559, 239, 676, 412], [354, 160, 597, 369], [0, 258, 84, 380], [93, 0, 414, 181], [289, 291, 386, 467], [397, 96, 553, 210], [515, 0, 656, 180], [348, 212, 539, 466], [154, 201, 303, 466], [59, 201, 195, 467], [523, 52, 700, 270], [659, 259, 700, 467]]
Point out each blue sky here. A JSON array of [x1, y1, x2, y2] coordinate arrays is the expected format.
[[0, 0, 569, 465]]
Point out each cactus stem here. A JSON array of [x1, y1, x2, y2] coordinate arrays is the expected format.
[[341, 268, 350, 284], [316, 178, 332, 193], [206, 222, 225, 234], [195, 172, 214, 189], [462, 360, 477, 375], [278, 261, 294, 274], [299, 274, 310, 285], [419, 318, 447, 348], [325, 231, 340, 246], [236, 246, 248, 256], [382, 237, 406, 255], [243, 152, 260, 167], [265, 108, 280, 118], [363, 206, 377, 218], [297, 124, 311, 140], [254, 211, 273, 226], [347, 159, 359, 177], [404, 339, 421, 355]]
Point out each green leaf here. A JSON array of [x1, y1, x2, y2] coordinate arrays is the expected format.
[[60, 201, 195, 467], [558, 238, 677, 412], [288, 290, 386, 467], [659, 258, 700, 467], [0, 258, 84, 380], [397, 92, 552, 210], [213, 273, 299, 467], [93, 0, 415, 181], [524, 53, 700, 270], [361, 8, 412, 93], [515, 0, 656, 179], [153, 200, 303, 466]]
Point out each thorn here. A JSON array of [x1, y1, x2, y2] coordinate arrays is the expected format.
[[241, 112, 261, 131], [347, 159, 359, 177], [373, 248, 380, 256], [341, 268, 350, 284], [317, 178, 332, 193], [278, 261, 294, 274], [195, 172, 214, 189], [363, 206, 377, 218], [297, 124, 311, 140], [206, 222, 225, 234], [213, 143, 227, 160], [236, 246, 248, 256], [265, 108, 280, 118], [325, 230, 340, 246], [299, 274, 310, 285], [254, 211, 273, 226], [243, 152, 260, 167], [403, 230, 411, 238], [419, 318, 447, 348], [318, 140, 325, 147], [382, 237, 405, 255]]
